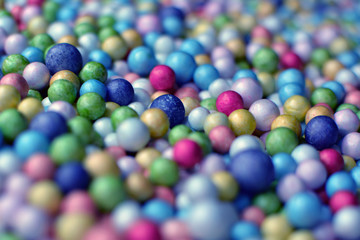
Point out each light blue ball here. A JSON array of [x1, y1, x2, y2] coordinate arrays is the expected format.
[[229, 135, 265, 158], [231, 221, 262, 240], [14, 130, 49, 160], [321, 81, 346, 103], [193, 64, 220, 90], [57, 6, 78, 22], [333, 206, 360, 240], [337, 51, 360, 68], [116, 117, 150, 152], [188, 107, 210, 131], [350, 166, 360, 189], [291, 144, 320, 164], [233, 69, 258, 82], [272, 152, 297, 180], [183, 174, 218, 203], [180, 39, 205, 57], [165, 51, 197, 85], [88, 49, 112, 69], [93, 117, 113, 138], [144, 32, 161, 49], [285, 191, 322, 229], [114, 21, 134, 33], [325, 171, 357, 197], [133, 88, 151, 106], [142, 199, 174, 224], [0, 148, 22, 177], [111, 201, 142, 232], [162, 16, 184, 38], [127, 46, 157, 77], [21, 47, 44, 63], [80, 79, 107, 99], [277, 68, 305, 90], [279, 83, 305, 104]]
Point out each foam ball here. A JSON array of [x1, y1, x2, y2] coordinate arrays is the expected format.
[[165, 51, 197, 85], [333, 207, 360, 240], [55, 162, 91, 193], [150, 94, 185, 128], [27, 181, 62, 214], [142, 199, 174, 224], [329, 191, 358, 213], [173, 139, 202, 169], [249, 99, 280, 131], [106, 78, 134, 106], [149, 65, 175, 91], [111, 201, 142, 232], [125, 219, 161, 240], [305, 116, 339, 150], [216, 90, 244, 116], [325, 171, 357, 197], [341, 132, 360, 159], [29, 111, 67, 140], [14, 130, 49, 160], [319, 148, 344, 175], [116, 118, 150, 152], [296, 160, 327, 189], [231, 77, 263, 109], [55, 213, 95, 240], [266, 127, 299, 156]]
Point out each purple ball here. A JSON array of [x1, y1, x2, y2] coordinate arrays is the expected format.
[[48, 101, 77, 120], [276, 174, 307, 202], [4, 33, 28, 55], [232, 77, 263, 109], [249, 99, 280, 131], [334, 109, 360, 136], [199, 153, 227, 175], [30, 111, 68, 140], [22, 62, 50, 90], [296, 159, 327, 189], [341, 132, 360, 159], [312, 222, 336, 240], [117, 156, 141, 178]]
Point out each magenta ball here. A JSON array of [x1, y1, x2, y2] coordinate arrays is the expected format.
[[126, 219, 161, 240], [241, 206, 266, 226], [173, 139, 203, 169], [276, 174, 307, 202], [4, 33, 28, 54], [334, 109, 360, 136], [296, 159, 327, 189], [61, 191, 96, 215], [329, 191, 358, 213], [136, 14, 161, 35], [231, 77, 263, 108], [249, 99, 280, 131], [319, 149, 344, 175], [23, 153, 55, 181], [341, 132, 360, 159], [22, 62, 50, 90], [216, 90, 244, 116], [161, 219, 191, 240], [209, 125, 235, 154], [280, 51, 303, 70], [1, 73, 29, 98], [149, 65, 176, 91]]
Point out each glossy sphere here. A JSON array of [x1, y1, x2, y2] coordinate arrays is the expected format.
[[271, 114, 301, 136], [21, 46, 44, 63], [252, 47, 279, 73], [334, 109, 360, 136], [230, 149, 274, 194], [216, 90, 244, 116], [106, 78, 134, 106], [140, 108, 169, 139], [285, 191, 322, 229], [249, 99, 280, 131], [116, 117, 150, 152], [22, 62, 50, 90], [150, 94, 185, 128], [30, 111, 67, 140], [55, 162, 91, 193], [333, 207, 360, 240], [209, 125, 235, 154], [48, 79, 77, 104], [228, 109, 256, 136], [322, 81, 346, 103], [326, 171, 357, 197], [296, 159, 327, 189], [5, 33, 28, 55], [231, 77, 263, 109], [305, 116, 338, 150], [125, 219, 161, 240], [23, 153, 55, 181], [211, 171, 239, 201], [266, 127, 299, 156], [80, 79, 107, 99], [127, 46, 157, 77], [229, 135, 265, 158], [284, 95, 311, 122], [126, 172, 154, 202], [14, 130, 49, 160], [149, 65, 175, 91], [45, 43, 83, 75], [165, 51, 197, 84], [1, 73, 29, 98], [329, 191, 358, 213], [319, 148, 344, 175], [173, 139, 202, 169], [27, 181, 62, 214], [193, 64, 220, 90]]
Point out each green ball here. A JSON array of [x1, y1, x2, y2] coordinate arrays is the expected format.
[[79, 61, 108, 83], [27, 89, 43, 101], [213, 15, 231, 30], [1, 54, 29, 75], [266, 127, 299, 156], [311, 87, 338, 109], [0, 109, 28, 142], [77, 92, 106, 121], [97, 15, 116, 29], [149, 157, 179, 187], [74, 22, 97, 38], [168, 124, 192, 145], [0, 10, 12, 17], [336, 103, 359, 113], [67, 116, 94, 145], [200, 98, 217, 111], [48, 79, 77, 104], [0, 233, 21, 240], [89, 175, 126, 212], [188, 131, 212, 155], [99, 27, 118, 43], [253, 191, 282, 215], [111, 106, 138, 130], [42, 1, 59, 22], [237, 61, 251, 69], [29, 33, 54, 52], [252, 47, 279, 73], [311, 48, 331, 68], [50, 134, 86, 165]]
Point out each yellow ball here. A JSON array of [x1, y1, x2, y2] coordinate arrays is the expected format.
[[305, 105, 334, 124], [0, 85, 21, 112], [226, 38, 246, 59], [283, 95, 311, 122], [121, 29, 143, 49], [27, 16, 48, 36], [211, 171, 239, 201], [18, 97, 44, 121], [322, 59, 344, 80], [228, 109, 256, 136], [261, 214, 293, 240], [181, 97, 200, 117], [50, 70, 81, 91], [56, 213, 95, 240], [126, 172, 154, 202], [271, 114, 302, 136], [84, 151, 120, 177], [330, 36, 350, 56], [192, 20, 213, 37], [58, 35, 78, 46], [140, 108, 170, 139], [288, 230, 315, 240], [104, 102, 120, 117], [257, 1, 275, 18], [27, 181, 62, 214], [102, 36, 128, 60], [151, 91, 169, 101], [135, 147, 161, 169], [257, 72, 275, 97], [75, 15, 96, 26], [343, 155, 357, 171], [195, 54, 211, 65], [204, 112, 229, 134], [237, 14, 256, 34]]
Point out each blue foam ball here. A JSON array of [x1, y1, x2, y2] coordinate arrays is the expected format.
[[305, 116, 339, 150], [142, 199, 174, 224], [325, 171, 357, 197], [55, 161, 90, 193], [193, 64, 220, 90], [80, 79, 107, 99], [162, 16, 184, 38], [233, 69, 258, 82], [21, 47, 44, 63], [285, 191, 322, 229], [337, 51, 360, 68], [106, 78, 134, 106], [272, 152, 297, 180], [114, 21, 133, 34], [144, 32, 161, 49], [88, 49, 112, 69], [29, 111, 68, 140], [180, 39, 205, 57], [279, 83, 305, 104], [127, 46, 157, 77], [14, 130, 49, 160], [276, 68, 305, 90], [351, 166, 360, 189], [231, 221, 262, 240], [150, 94, 185, 128], [45, 43, 83, 75], [230, 149, 275, 194], [165, 51, 197, 85]]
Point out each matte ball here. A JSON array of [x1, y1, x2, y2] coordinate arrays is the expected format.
[[150, 94, 185, 128], [216, 90, 244, 116], [173, 139, 202, 169], [333, 207, 360, 240], [106, 78, 134, 106], [305, 116, 339, 150], [125, 219, 161, 240], [55, 162, 91, 193], [45, 43, 83, 75], [266, 127, 299, 156], [229, 149, 275, 194], [29, 111, 67, 140]]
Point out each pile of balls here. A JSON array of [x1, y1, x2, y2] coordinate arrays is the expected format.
[[1, 0, 360, 239]]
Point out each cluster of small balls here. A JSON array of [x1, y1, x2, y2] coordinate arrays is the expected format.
[[1, 0, 360, 240]]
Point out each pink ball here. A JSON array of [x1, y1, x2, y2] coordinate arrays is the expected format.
[[124, 73, 140, 83], [27, 0, 46, 6], [216, 90, 244, 116], [106, 146, 126, 160], [1, 73, 29, 98], [21, 5, 41, 24], [149, 65, 175, 91], [280, 51, 304, 70], [10, 5, 22, 23], [329, 191, 358, 213], [209, 125, 235, 154], [175, 86, 199, 100], [125, 219, 161, 240], [136, 14, 161, 35], [231, 78, 263, 109], [251, 25, 272, 39], [84, 224, 123, 240], [319, 149, 344, 175], [173, 139, 203, 169], [154, 186, 175, 205], [241, 206, 266, 226], [61, 191, 96, 215], [161, 219, 191, 240], [23, 153, 55, 181], [344, 90, 360, 109], [271, 42, 290, 57], [211, 46, 233, 62]]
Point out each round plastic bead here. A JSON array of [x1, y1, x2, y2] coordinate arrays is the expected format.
[[1, 73, 29, 98], [283, 95, 311, 122], [0, 85, 21, 112], [142, 199, 174, 224], [127, 46, 157, 77], [272, 153, 297, 180], [231, 77, 263, 109], [27, 180, 62, 214], [319, 148, 344, 175], [79, 79, 107, 99], [311, 87, 338, 110], [149, 157, 179, 187], [277, 68, 305, 90], [296, 159, 327, 189], [211, 170, 239, 201]]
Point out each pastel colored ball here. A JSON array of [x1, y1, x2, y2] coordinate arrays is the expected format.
[[125, 172, 154, 202], [79, 61, 108, 83], [27, 180, 62, 214], [261, 214, 292, 240], [1, 73, 29, 98], [211, 170, 239, 201], [228, 109, 257, 136], [341, 132, 360, 159], [305, 105, 334, 124], [216, 90, 244, 116], [326, 171, 357, 197], [277, 68, 305, 90], [319, 148, 344, 175], [116, 117, 150, 152], [111, 201, 142, 232], [142, 199, 174, 224], [80, 79, 107, 99], [23, 153, 55, 181], [209, 125, 235, 154], [14, 130, 49, 160], [311, 87, 338, 110], [229, 135, 265, 158], [279, 83, 305, 104], [296, 159, 327, 189], [61, 191, 96, 215], [193, 64, 220, 90], [305, 116, 339, 150], [329, 191, 358, 213], [231, 221, 262, 240], [165, 51, 197, 85], [271, 152, 297, 180], [55, 213, 95, 240], [149, 157, 179, 187], [271, 114, 302, 136], [127, 46, 157, 77], [150, 94, 185, 128], [266, 127, 299, 156], [161, 219, 191, 240], [77, 93, 106, 121], [47, 79, 77, 104], [1, 54, 29, 75], [231, 77, 263, 109], [188, 106, 210, 131], [333, 207, 360, 240], [203, 112, 229, 134], [249, 99, 280, 132], [30, 111, 67, 140], [252, 47, 279, 73], [0, 85, 21, 112], [49, 134, 86, 165], [48, 101, 77, 121], [140, 108, 170, 139], [173, 139, 202, 169], [284, 95, 311, 122], [183, 174, 218, 203]]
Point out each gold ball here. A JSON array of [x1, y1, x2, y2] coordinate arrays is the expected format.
[[18, 97, 44, 121], [226, 38, 246, 59], [257, 1, 275, 18], [261, 214, 293, 240], [211, 171, 239, 201], [343, 155, 357, 171], [237, 14, 256, 34], [135, 147, 161, 169], [288, 230, 315, 240], [27, 181, 62, 214], [195, 54, 211, 65], [228, 109, 256, 136], [50, 70, 81, 91], [121, 29, 143, 49], [58, 35, 78, 46], [151, 91, 169, 101], [305, 105, 334, 124], [84, 151, 120, 177], [257, 72, 276, 97], [27, 16, 48, 36], [181, 97, 200, 117], [271, 114, 301, 136], [102, 36, 128, 60], [283, 95, 311, 122], [140, 108, 170, 139], [56, 213, 95, 240], [322, 59, 344, 80], [330, 36, 350, 56], [75, 15, 96, 26], [126, 172, 154, 202], [0, 85, 21, 112]]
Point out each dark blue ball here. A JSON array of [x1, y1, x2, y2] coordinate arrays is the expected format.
[[55, 161, 90, 193], [106, 78, 134, 106], [229, 149, 275, 194], [150, 94, 185, 128], [127, 46, 157, 77], [160, 6, 185, 20], [305, 116, 339, 150], [29, 111, 68, 140], [45, 43, 83, 75]]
